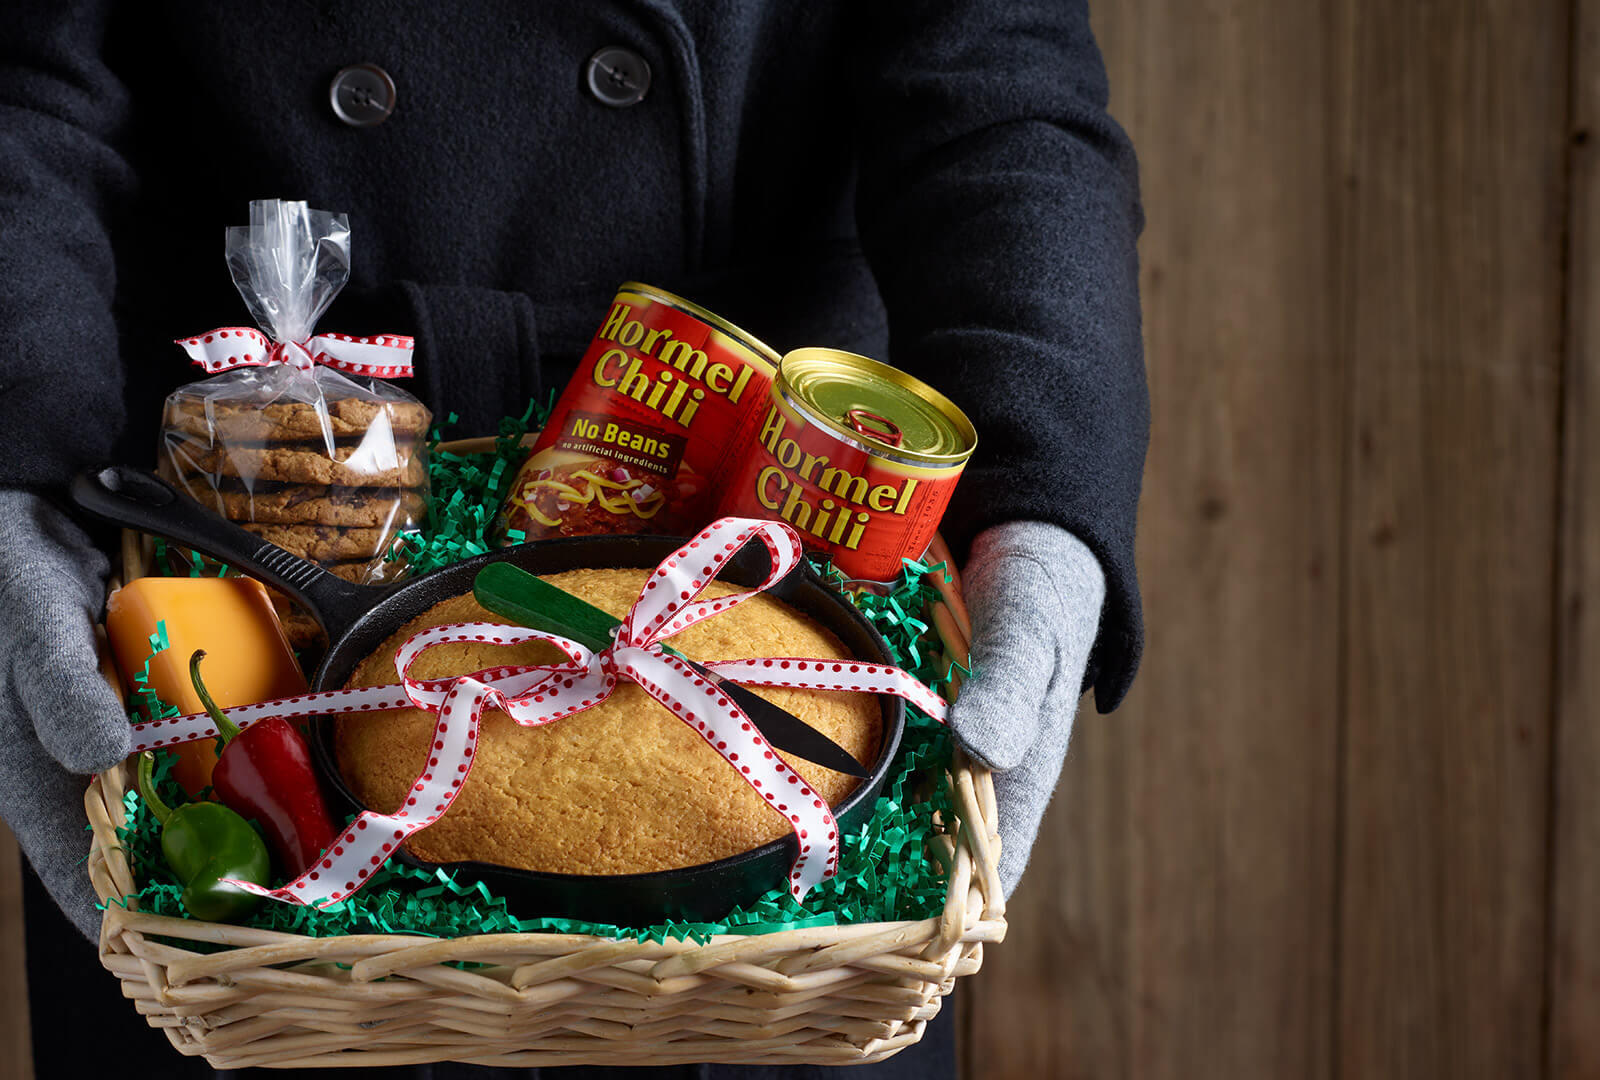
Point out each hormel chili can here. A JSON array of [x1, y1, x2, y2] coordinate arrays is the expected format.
[[500, 283, 779, 541], [717, 348, 977, 581]]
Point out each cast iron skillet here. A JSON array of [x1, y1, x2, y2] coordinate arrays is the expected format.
[[71, 465, 905, 926]]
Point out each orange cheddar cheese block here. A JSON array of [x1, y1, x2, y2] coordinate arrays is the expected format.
[[106, 577, 309, 797]]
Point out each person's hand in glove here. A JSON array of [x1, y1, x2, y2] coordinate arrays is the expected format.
[[948, 521, 1105, 897], [0, 489, 131, 941]]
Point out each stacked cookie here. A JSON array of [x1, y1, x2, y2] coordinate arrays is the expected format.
[[158, 393, 432, 651]]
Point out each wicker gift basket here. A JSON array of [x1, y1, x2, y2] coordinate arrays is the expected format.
[[82, 439, 1006, 1070]]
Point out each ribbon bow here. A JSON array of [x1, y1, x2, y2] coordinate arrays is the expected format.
[[176, 327, 415, 378], [128, 518, 947, 909]]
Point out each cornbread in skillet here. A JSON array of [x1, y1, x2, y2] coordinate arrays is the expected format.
[[334, 567, 881, 875]]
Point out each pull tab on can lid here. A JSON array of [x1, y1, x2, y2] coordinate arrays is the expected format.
[[846, 408, 904, 448], [778, 348, 977, 467]]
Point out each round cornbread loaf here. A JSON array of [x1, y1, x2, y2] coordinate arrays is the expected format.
[[334, 567, 881, 875]]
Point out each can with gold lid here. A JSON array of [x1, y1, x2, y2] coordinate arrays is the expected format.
[[716, 348, 978, 581], [499, 282, 779, 541]]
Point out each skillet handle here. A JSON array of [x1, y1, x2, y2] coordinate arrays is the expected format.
[[71, 465, 387, 642]]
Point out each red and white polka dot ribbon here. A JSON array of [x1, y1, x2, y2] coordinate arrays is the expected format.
[[127, 518, 946, 909], [175, 327, 415, 378]]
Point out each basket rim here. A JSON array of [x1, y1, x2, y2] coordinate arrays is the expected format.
[[87, 750, 1004, 952]]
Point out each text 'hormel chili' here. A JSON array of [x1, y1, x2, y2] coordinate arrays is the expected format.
[[716, 348, 977, 582], [498, 283, 778, 541]]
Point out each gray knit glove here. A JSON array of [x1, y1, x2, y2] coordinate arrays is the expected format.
[[0, 490, 131, 940], [949, 521, 1104, 897]]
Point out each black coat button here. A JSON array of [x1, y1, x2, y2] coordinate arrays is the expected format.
[[330, 63, 397, 127], [586, 46, 651, 107]]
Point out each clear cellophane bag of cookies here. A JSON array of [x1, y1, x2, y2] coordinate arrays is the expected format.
[[157, 200, 430, 649]]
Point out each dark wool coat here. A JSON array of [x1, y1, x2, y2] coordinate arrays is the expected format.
[[1, 0, 1147, 709]]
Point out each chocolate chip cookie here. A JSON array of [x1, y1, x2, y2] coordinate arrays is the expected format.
[[241, 522, 418, 563], [163, 395, 432, 443], [186, 444, 428, 487]]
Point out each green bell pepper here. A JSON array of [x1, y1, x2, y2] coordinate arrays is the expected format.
[[137, 752, 271, 923]]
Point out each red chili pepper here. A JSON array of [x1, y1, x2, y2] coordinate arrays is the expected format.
[[191, 650, 340, 878]]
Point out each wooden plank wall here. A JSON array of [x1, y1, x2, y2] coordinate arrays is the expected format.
[[962, 1, 1596, 1079], [961, 0, 1348, 1076], [1335, 1, 1566, 1076], [1554, 0, 1600, 1073], [0, 827, 29, 1080], [2, 4, 1597, 1079]]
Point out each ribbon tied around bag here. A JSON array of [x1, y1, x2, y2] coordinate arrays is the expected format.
[[174, 199, 414, 380], [176, 327, 415, 379], [126, 518, 948, 909]]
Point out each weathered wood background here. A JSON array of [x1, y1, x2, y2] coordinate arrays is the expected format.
[[4, 1, 1599, 1077], [959, 0, 1600, 1077]]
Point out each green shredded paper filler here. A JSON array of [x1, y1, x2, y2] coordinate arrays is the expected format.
[[109, 402, 961, 944]]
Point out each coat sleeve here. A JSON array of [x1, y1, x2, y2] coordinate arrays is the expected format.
[[852, 0, 1148, 711], [0, 3, 135, 491]]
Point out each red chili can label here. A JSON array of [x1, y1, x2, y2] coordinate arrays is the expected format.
[[500, 283, 778, 540], [716, 348, 977, 581]]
